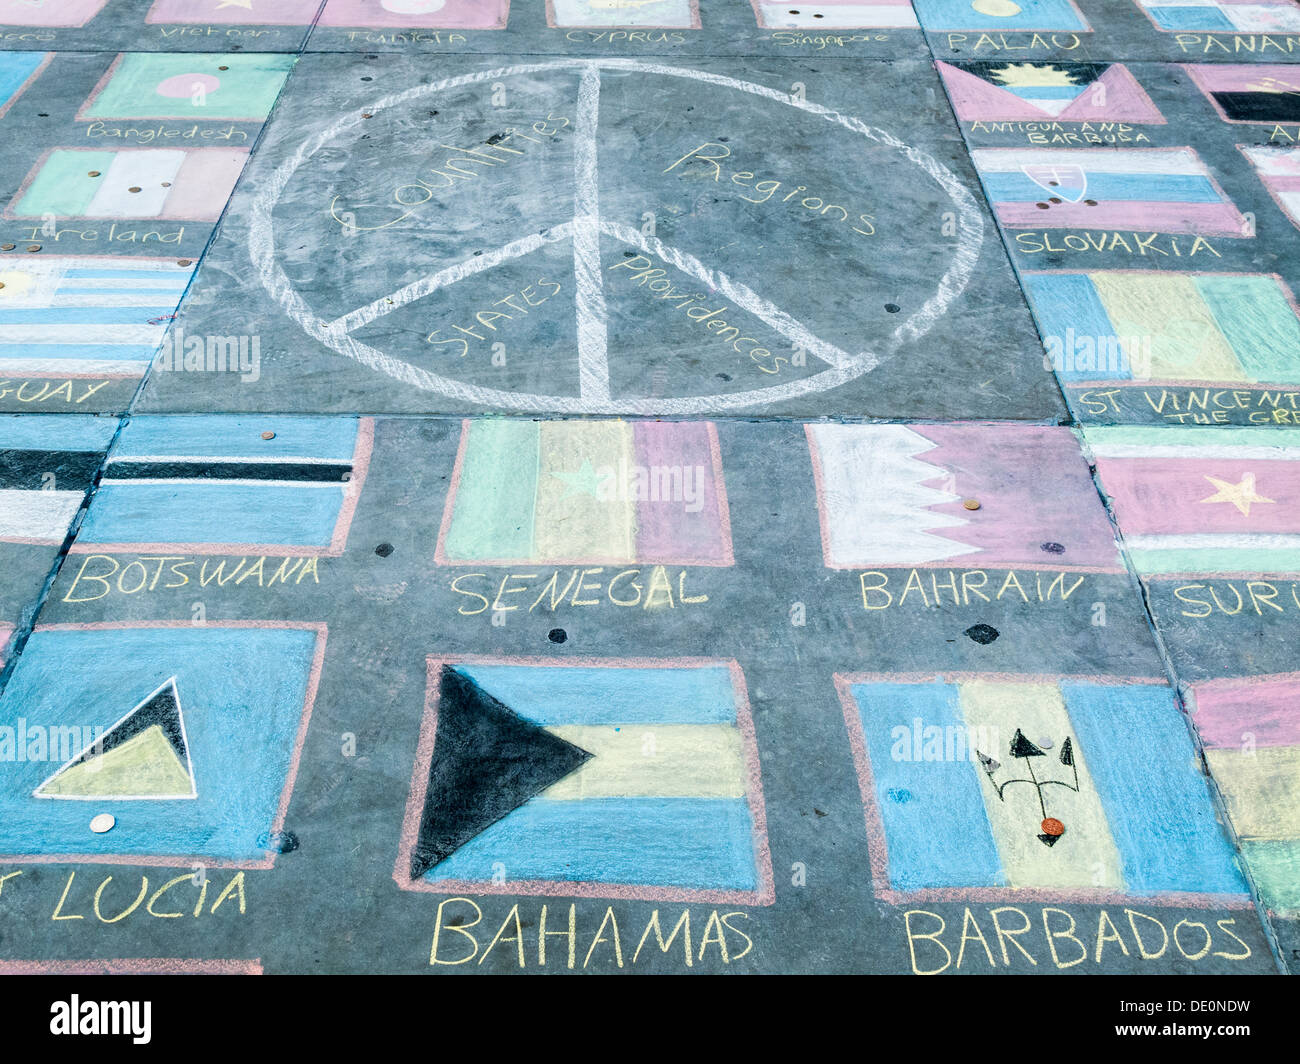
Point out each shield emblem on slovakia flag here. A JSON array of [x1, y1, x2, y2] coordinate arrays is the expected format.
[[1023, 163, 1088, 202]]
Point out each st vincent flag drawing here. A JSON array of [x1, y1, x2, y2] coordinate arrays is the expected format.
[[1138, 0, 1300, 32], [0, 414, 116, 545], [755, 0, 920, 28], [971, 147, 1247, 236], [0, 0, 108, 26], [318, 0, 510, 29], [841, 674, 1248, 900], [401, 659, 772, 903], [1187, 64, 1300, 125], [0, 53, 48, 119], [807, 423, 1119, 569], [1087, 426, 1300, 575], [11, 148, 248, 221], [147, 0, 324, 24], [1243, 145, 1300, 232], [1023, 271, 1300, 384], [937, 61, 1164, 123], [1192, 675, 1300, 914], [78, 53, 295, 122], [437, 419, 733, 566]]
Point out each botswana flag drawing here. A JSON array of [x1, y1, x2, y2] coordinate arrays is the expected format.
[[1188, 64, 1300, 125], [937, 61, 1163, 123], [0, 414, 116, 545]]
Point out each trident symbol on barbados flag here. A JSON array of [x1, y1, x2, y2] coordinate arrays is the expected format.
[[976, 729, 1081, 847]]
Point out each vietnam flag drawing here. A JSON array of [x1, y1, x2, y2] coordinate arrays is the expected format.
[[1088, 426, 1300, 575], [147, 0, 323, 25]]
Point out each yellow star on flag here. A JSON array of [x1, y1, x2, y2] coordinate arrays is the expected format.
[[1199, 473, 1275, 517]]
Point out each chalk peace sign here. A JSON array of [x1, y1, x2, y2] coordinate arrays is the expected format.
[[250, 58, 985, 414]]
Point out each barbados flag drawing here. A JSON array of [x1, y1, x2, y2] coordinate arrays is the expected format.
[[78, 53, 295, 123], [1187, 65, 1300, 125], [0, 53, 50, 120], [838, 672, 1249, 904], [936, 62, 1163, 123], [1087, 426, 1300, 575], [806, 423, 1120, 570], [1135, 0, 1300, 32], [1242, 146, 1300, 233], [318, 0, 510, 28], [437, 419, 733, 566], [753, 0, 919, 27], [71, 415, 373, 557], [972, 147, 1248, 236], [147, 0, 323, 24], [0, 0, 108, 26], [1024, 271, 1300, 384], [1191, 674, 1300, 915], [548, 0, 699, 26], [912, 0, 1089, 31], [399, 658, 774, 904], [9, 148, 249, 222], [0, 415, 116, 546], [0, 256, 195, 379]]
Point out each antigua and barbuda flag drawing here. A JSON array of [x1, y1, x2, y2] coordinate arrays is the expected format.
[[1187, 65, 1300, 125], [71, 415, 373, 556], [806, 423, 1120, 570], [838, 672, 1249, 904], [0, 53, 50, 120], [318, 0, 510, 28], [911, 0, 1089, 31], [437, 419, 733, 566], [936, 62, 1164, 124], [147, 0, 324, 25], [0, 0, 108, 26], [0, 256, 195, 379], [1023, 271, 1300, 384], [1242, 146, 1300, 233], [0, 414, 116, 545], [77, 53, 295, 123], [398, 657, 774, 904], [547, 0, 699, 27], [9, 148, 249, 222], [1087, 426, 1300, 575], [0, 621, 325, 866], [753, 0, 919, 28], [1135, 0, 1300, 32], [970, 147, 1248, 236]]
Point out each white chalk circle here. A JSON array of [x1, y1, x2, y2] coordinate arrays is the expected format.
[[90, 813, 116, 834], [250, 59, 985, 414]]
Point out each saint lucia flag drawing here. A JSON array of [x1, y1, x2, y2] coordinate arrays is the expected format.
[[839, 673, 1249, 903]]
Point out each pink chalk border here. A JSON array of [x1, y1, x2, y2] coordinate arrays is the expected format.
[[0, 958, 261, 975], [0, 619, 327, 871], [834, 670, 1254, 911], [546, 0, 700, 30], [1238, 141, 1300, 232], [936, 59, 1167, 126], [395, 654, 775, 906], [75, 53, 289, 124], [434, 419, 735, 568], [0, 53, 51, 122], [68, 416, 374, 558], [804, 422, 1124, 573]]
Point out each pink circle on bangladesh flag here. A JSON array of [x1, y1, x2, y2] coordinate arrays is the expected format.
[[156, 73, 221, 99]]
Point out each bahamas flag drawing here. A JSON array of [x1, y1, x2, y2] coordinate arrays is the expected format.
[[839, 673, 1248, 903], [937, 61, 1163, 123], [437, 419, 733, 566], [0, 53, 49, 119], [1088, 426, 1300, 575]]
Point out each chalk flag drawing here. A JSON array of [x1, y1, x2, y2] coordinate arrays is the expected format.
[[78, 53, 295, 123], [806, 423, 1120, 569], [0, 622, 325, 866], [436, 419, 733, 566], [0, 960, 263, 975], [1135, 0, 1300, 32], [398, 657, 774, 903], [71, 415, 373, 556], [936, 61, 1164, 123], [1242, 145, 1300, 232], [0, 625, 11, 666], [911, 0, 1089, 31], [9, 148, 249, 222], [317, 0, 510, 28], [0, 0, 108, 27], [1088, 426, 1300, 575], [1023, 271, 1300, 383], [147, 0, 323, 24], [1187, 65, 1300, 125], [548, 0, 700, 27], [838, 672, 1250, 905], [1191, 675, 1300, 915], [0, 414, 117, 545], [971, 147, 1248, 236], [0, 257, 195, 379], [0, 53, 50, 121], [752, 0, 919, 26]]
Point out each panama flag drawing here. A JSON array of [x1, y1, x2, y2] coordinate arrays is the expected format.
[[937, 62, 1163, 124], [0, 0, 108, 26], [1088, 427, 1300, 575], [1137, 0, 1300, 32], [78, 53, 295, 123]]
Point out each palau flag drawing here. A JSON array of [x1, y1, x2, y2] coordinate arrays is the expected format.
[[912, 0, 1089, 32], [971, 147, 1248, 236], [0, 622, 326, 866], [838, 673, 1250, 905], [147, 0, 324, 25], [0, 414, 116, 545], [1023, 271, 1300, 384], [317, 0, 511, 29], [1088, 426, 1300, 576], [0, 256, 196, 379], [936, 61, 1164, 123], [1135, 0, 1300, 32], [1191, 675, 1300, 915], [1187, 64, 1300, 125], [0, 0, 109, 27], [806, 423, 1120, 569], [548, 0, 699, 27], [437, 419, 733, 566], [71, 415, 373, 556], [753, 0, 920, 28], [0, 53, 50, 120], [77, 53, 295, 123], [399, 658, 774, 904]]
